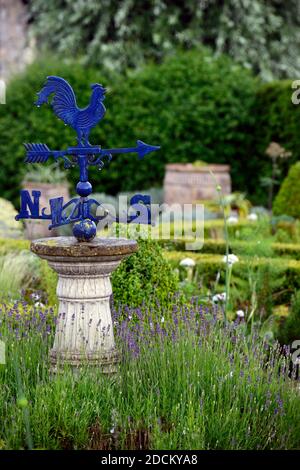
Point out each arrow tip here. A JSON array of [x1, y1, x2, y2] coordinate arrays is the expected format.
[[137, 140, 160, 158]]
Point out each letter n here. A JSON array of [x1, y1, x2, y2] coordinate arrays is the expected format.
[[15, 190, 41, 219]]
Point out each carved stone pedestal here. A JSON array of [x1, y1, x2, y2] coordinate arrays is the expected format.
[[31, 237, 138, 373]]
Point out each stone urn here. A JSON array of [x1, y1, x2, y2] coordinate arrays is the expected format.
[[22, 181, 70, 239], [163, 163, 231, 205], [31, 236, 138, 373]]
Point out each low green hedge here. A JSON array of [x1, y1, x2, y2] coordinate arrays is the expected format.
[[160, 238, 300, 259], [166, 251, 300, 305], [158, 219, 254, 240]]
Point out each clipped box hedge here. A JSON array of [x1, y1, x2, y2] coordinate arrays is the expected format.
[[156, 219, 253, 240], [166, 251, 300, 304], [160, 237, 300, 259]]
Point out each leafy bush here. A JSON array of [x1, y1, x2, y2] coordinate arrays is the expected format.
[[112, 238, 179, 309], [0, 49, 257, 206], [273, 163, 300, 218], [277, 291, 300, 345]]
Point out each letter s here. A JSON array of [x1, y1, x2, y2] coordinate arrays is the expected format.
[[291, 80, 300, 105]]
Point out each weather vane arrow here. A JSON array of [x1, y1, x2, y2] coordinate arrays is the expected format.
[[24, 140, 160, 166], [16, 76, 160, 242]]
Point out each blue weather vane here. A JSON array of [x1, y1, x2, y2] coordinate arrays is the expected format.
[[16, 76, 160, 242]]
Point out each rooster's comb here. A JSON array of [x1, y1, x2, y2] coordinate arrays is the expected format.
[[91, 83, 106, 93]]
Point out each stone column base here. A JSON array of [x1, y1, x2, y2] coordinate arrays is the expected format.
[[31, 236, 138, 374]]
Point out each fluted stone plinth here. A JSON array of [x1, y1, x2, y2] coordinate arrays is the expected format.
[[31, 237, 138, 373]]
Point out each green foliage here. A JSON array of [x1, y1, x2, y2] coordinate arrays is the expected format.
[[0, 50, 258, 205], [273, 163, 300, 218], [277, 290, 300, 345], [29, 0, 300, 80], [112, 238, 178, 308], [24, 163, 67, 184]]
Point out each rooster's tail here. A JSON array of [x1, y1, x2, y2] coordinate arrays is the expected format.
[[35, 76, 77, 127]]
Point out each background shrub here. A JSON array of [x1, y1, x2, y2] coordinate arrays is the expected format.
[[273, 162, 300, 218], [252, 80, 300, 205], [277, 290, 300, 345], [111, 238, 179, 309]]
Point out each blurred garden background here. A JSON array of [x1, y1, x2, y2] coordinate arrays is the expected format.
[[1, 0, 300, 450]]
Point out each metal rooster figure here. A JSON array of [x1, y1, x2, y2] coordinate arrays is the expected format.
[[16, 76, 160, 242]]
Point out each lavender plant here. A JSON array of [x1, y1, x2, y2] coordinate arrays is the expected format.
[[0, 298, 299, 450]]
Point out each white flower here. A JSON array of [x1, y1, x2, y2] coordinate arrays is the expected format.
[[236, 310, 245, 318], [31, 293, 41, 301], [212, 292, 226, 303], [227, 216, 238, 224], [223, 254, 239, 266], [247, 213, 258, 221], [179, 257, 196, 268], [161, 316, 165, 323]]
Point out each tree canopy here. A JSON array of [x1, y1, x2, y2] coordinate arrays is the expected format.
[[29, 0, 300, 80]]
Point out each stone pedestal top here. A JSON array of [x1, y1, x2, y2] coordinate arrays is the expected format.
[[30, 236, 138, 259]]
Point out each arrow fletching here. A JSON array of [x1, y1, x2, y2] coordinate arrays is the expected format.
[[24, 143, 51, 163], [136, 140, 160, 159]]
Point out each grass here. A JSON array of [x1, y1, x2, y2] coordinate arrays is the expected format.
[[0, 251, 40, 301], [0, 299, 300, 450]]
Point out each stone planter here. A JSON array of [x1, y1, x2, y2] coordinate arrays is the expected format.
[[22, 181, 70, 239], [31, 236, 138, 373], [163, 163, 231, 205]]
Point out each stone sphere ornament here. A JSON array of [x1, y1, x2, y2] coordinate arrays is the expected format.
[[72, 218, 97, 242]]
